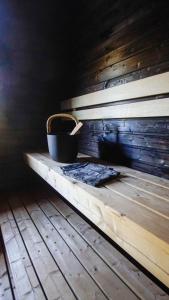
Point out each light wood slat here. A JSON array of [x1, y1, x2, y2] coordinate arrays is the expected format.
[[112, 165, 169, 189], [8, 196, 76, 300], [36, 198, 137, 300], [61, 71, 169, 110], [8, 209, 46, 300], [25, 152, 169, 288], [105, 180, 169, 219], [22, 198, 108, 300], [4, 251, 17, 299], [0, 242, 13, 300], [0, 214, 36, 300], [68, 98, 169, 120], [119, 176, 169, 202], [48, 195, 169, 300], [0, 202, 44, 300]]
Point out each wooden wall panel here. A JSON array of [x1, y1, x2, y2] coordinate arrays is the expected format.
[[78, 119, 169, 179], [62, 1, 169, 179]]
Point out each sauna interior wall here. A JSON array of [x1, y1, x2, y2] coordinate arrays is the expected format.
[[65, 0, 169, 179], [0, 1, 78, 190]]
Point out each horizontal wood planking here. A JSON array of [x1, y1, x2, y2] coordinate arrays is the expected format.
[[79, 139, 169, 165], [74, 60, 169, 98], [62, 72, 169, 110], [76, 27, 169, 80], [74, 10, 169, 70], [78, 119, 169, 179], [73, 0, 163, 57], [60, 1, 169, 180], [67, 2, 169, 96], [68, 98, 169, 120], [25, 152, 169, 288]]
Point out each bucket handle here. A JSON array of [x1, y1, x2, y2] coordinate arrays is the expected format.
[[47, 113, 78, 134]]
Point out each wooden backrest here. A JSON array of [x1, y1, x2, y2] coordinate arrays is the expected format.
[[61, 72, 169, 120]]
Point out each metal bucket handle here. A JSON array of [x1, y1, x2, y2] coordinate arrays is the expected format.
[[46, 113, 78, 134]]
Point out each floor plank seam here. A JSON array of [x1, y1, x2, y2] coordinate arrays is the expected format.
[[31, 199, 112, 300], [20, 200, 80, 300], [48, 196, 169, 296], [35, 199, 140, 300], [47, 198, 147, 299], [121, 182, 169, 204], [1, 189, 169, 299], [6, 201, 48, 300], [106, 185, 169, 220], [0, 230, 15, 300]]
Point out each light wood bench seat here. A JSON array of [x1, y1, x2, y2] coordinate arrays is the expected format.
[[25, 152, 169, 288]]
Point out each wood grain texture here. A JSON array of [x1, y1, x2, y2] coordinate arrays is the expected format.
[[25, 152, 169, 288], [0, 242, 13, 300], [22, 199, 109, 300], [59, 1, 169, 180], [8, 197, 76, 300], [67, 1, 169, 96], [0, 201, 46, 300], [48, 192, 169, 300], [78, 119, 169, 179], [37, 199, 137, 300], [62, 72, 169, 110], [69, 98, 169, 119], [27, 198, 137, 300], [1, 188, 169, 299]]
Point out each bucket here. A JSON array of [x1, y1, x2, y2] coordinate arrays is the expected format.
[[47, 113, 78, 162]]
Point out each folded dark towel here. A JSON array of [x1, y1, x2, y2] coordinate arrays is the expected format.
[[60, 162, 120, 187]]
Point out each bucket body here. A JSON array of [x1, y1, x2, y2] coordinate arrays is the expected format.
[[47, 134, 78, 162]]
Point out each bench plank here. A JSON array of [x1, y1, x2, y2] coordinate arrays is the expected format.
[[25, 152, 169, 288], [105, 180, 169, 219], [61, 71, 169, 110], [68, 97, 169, 120]]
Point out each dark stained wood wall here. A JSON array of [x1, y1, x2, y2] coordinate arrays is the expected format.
[[65, 0, 169, 179], [2, 1, 169, 189], [0, 1, 78, 190]]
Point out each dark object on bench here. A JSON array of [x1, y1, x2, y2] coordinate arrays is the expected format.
[[46, 113, 79, 162], [61, 162, 120, 186]]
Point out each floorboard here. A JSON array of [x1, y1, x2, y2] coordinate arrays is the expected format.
[[0, 188, 168, 300], [0, 240, 13, 300]]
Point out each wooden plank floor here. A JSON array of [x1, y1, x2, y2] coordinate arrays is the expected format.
[[25, 152, 169, 288], [0, 188, 168, 300], [0, 240, 13, 300]]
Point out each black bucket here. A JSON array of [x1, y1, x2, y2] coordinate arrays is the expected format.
[[47, 113, 78, 162]]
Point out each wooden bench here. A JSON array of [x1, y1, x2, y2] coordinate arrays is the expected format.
[[25, 152, 169, 289], [26, 71, 169, 289]]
